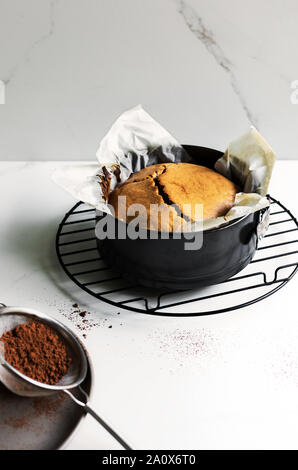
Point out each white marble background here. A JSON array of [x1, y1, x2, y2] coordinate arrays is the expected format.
[[0, 0, 297, 160]]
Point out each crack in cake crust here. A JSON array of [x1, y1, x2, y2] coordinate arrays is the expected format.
[[108, 163, 237, 231]]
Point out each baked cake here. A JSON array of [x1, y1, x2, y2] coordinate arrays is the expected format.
[[108, 163, 237, 231]]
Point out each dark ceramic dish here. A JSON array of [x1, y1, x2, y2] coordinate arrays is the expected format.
[[96, 145, 268, 290]]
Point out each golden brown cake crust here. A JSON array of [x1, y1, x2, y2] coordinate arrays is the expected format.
[[108, 163, 237, 232]]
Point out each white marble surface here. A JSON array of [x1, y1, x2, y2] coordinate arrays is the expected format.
[[0, 160, 298, 449], [0, 0, 298, 161]]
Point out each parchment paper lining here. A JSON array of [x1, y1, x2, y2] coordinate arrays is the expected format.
[[53, 105, 275, 232]]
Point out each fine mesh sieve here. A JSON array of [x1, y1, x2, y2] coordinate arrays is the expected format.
[[0, 304, 132, 450]]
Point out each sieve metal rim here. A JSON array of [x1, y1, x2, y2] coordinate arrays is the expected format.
[[0, 306, 88, 391]]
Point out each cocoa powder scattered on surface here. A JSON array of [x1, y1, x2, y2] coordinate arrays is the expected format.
[[33, 393, 66, 418], [44, 297, 119, 336], [59, 303, 100, 334], [150, 328, 218, 363], [0, 322, 72, 385], [4, 417, 27, 429]]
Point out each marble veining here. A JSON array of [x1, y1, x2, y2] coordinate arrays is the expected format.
[[0, 0, 297, 160], [175, 0, 258, 126], [3, 0, 57, 86]]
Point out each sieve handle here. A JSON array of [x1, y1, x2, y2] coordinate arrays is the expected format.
[[63, 387, 132, 450]]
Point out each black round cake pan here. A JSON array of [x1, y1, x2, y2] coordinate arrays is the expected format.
[[96, 145, 268, 290]]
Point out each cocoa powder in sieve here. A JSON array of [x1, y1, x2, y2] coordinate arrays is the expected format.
[[0, 322, 72, 385]]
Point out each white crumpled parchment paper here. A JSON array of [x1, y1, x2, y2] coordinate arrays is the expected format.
[[53, 105, 275, 231], [215, 126, 275, 196]]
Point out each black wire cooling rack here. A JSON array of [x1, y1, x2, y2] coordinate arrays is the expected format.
[[56, 196, 298, 317]]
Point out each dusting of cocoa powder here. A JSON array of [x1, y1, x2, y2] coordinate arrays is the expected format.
[[4, 417, 28, 429], [61, 303, 101, 334], [0, 322, 72, 385]]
